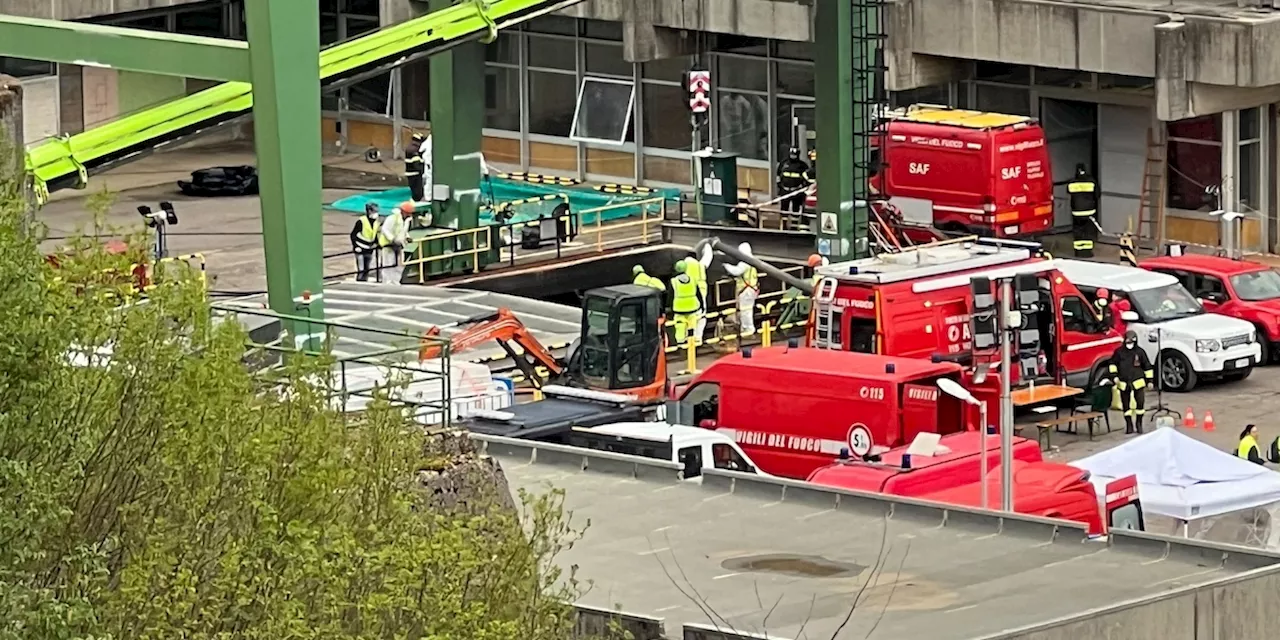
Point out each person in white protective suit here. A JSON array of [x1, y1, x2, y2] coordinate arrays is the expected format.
[[722, 242, 760, 336], [677, 243, 715, 344], [377, 203, 415, 284]]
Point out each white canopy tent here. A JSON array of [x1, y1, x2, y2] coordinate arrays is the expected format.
[[1072, 427, 1280, 522]]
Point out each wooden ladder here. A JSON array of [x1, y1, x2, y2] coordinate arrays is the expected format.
[[1135, 128, 1168, 251]]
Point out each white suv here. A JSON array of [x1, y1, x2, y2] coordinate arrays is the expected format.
[[1055, 260, 1261, 391]]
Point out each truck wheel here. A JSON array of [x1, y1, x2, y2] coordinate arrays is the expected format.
[[1158, 351, 1197, 392], [1256, 328, 1271, 364], [1087, 361, 1109, 390]]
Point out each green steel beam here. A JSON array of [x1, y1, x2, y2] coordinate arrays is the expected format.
[[243, 1, 326, 340], [0, 15, 250, 82], [430, 0, 486, 270], [815, 0, 864, 260]]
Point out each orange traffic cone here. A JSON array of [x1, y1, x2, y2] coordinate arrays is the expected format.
[[1183, 408, 1197, 429], [1203, 410, 1215, 432]]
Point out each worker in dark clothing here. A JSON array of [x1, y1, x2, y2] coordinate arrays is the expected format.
[[1108, 329, 1154, 435], [1067, 164, 1099, 258], [405, 132, 427, 203], [350, 203, 382, 282], [776, 147, 812, 213], [1239, 424, 1265, 465]]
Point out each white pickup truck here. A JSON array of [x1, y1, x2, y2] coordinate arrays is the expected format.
[[1057, 259, 1262, 391], [565, 422, 771, 479]]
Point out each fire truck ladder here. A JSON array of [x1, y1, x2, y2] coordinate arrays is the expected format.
[[1135, 127, 1168, 251], [852, 0, 890, 254], [813, 278, 840, 349]]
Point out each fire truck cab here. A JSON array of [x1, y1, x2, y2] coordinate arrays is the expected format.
[[809, 238, 1124, 391]]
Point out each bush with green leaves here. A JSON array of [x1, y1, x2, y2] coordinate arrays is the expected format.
[[0, 156, 594, 639]]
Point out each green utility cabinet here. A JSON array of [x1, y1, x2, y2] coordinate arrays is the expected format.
[[694, 149, 739, 224]]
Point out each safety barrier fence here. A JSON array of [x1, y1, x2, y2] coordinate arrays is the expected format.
[[571, 604, 791, 640], [666, 197, 813, 233], [211, 304, 461, 426], [51, 252, 209, 303]]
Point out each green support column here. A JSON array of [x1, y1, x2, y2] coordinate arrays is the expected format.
[[429, 0, 487, 272], [243, 2, 326, 346], [815, 0, 870, 260]]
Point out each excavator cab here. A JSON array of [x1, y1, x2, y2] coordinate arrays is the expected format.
[[567, 285, 667, 403]]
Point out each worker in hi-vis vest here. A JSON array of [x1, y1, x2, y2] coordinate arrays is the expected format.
[[678, 244, 714, 344], [350, 203, 382, 282], [1067, 164, 1100, 258], [632, 265, 665, 292], [669, 260, 704, 344], [723, 242, 760, 335], [1239, 424, 1265, 465]]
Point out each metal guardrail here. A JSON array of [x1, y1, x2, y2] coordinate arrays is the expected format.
[[666, 198, 813, 233]]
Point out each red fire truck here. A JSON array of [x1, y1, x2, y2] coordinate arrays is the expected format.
[[808, 237, 1124, 392], [806, 105, 1055, 238]]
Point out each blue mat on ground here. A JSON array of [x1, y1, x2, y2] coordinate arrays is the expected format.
[[329, 177, 679, 225]]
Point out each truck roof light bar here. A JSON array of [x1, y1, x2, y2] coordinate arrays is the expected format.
[[540, 384, 635, 405]]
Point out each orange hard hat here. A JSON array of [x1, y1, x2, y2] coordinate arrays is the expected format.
[[807, 254, 823, 267], [399, 202, 416, 215]]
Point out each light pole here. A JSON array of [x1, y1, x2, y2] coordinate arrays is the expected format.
[[137, 201, 178, 262], [937, 378, 988, 509], [998, 279, 1014, 512]]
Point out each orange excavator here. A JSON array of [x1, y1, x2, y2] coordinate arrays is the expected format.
[[418, 284, 668, 404]]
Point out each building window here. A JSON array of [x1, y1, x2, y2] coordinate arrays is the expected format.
[[583, 42, 632, 79], [642, 82, 696, 151], [528, 35, 576, 71], [1238, 107, 1263, 213], [643, 54, 697, 84], [1166, 114, 1222, 211], [487, 33, 520, 65], [485, 65, 520, 132], [776, 97, 815, 166], [774, 61, 814, 98], [716, 55, 768, 161], [528, 70, 577, 137]]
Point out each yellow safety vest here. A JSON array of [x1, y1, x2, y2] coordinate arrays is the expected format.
[[633, 272, 650, 287], [672, 275, 701, 313], [685, 259, 707, 295], [737, 266, 758, 292], [1238, 435, 1260, 461], [358, 216, 381, 243]]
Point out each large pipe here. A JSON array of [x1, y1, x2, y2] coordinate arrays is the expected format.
[[694, 237, 811, 291]]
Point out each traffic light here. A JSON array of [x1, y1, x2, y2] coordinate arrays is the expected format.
[[1013, 273, 1042, 378], [970, 276, 997, 351]]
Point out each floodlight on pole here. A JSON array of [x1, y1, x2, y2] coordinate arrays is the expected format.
[[937, 378, 990, 510]]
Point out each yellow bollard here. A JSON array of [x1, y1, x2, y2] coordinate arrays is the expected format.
[[761, 320, 773, 348], [686, 337, 698, 374]]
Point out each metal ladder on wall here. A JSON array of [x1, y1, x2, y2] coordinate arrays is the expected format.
[[852, 0, 889, 254], [813, 278, 839, 349], [1135, 128, 1168, 252]]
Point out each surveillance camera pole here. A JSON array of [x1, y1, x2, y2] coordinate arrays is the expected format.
[[998, 278, 1014, 512]]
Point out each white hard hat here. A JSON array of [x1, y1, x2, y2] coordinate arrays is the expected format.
[[738, 242, 753, 257]]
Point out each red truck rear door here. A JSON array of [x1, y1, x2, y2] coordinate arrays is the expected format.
[[990, 126, 1053, 235]]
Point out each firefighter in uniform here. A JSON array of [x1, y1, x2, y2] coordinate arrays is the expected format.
[[349, 203, 382, 282], [405, 132, 427, 203], [1067, 164, 1100, 258], [669, 260, 704, 345], [631, 265, 665, 292], [1109, 329, 1154, 435], [776, 147, 812, 213]]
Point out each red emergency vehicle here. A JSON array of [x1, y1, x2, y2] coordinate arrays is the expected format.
[[808, 433, 1144, 535], [809, 237, 1123, 392], [806, 105, 1054, 238], [670, 347, 971, 480], [1141, 253, 1280, 363]]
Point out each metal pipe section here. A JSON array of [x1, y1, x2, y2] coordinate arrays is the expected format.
[[694, 237, 812, 291], [979, 401, 989, 511], [998, 279, 1014, 512]]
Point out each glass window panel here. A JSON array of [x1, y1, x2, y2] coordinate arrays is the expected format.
[[528, 70, 578, 137], [527, 15, 578, 36], [1167, 114, 1221, 143], [486, 33, 519, 65], [348, 74, 390, 115], [773, 41, 813, 61], [717, 91, 769, 160], [1166, 140, 1221, 210], [485, 65, 520, 131], [717, 55, 767, 92], [1241, 106, 1262, 141], [583, 19, 623, 41], [1239, 141, 1261, 213], [585, 43, 632, 78], [572, 78, 635, 144], [401, 59, 430, 121], [643, 55, 696, 83], [642, 82, 697, 150], [775, 62, 815, 97], [528, 35, 576, 70], [974, 84, 1031, 116], [776, 97, 816, 168]]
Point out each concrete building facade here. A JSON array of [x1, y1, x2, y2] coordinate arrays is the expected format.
[[4, 0, 1280, 250]]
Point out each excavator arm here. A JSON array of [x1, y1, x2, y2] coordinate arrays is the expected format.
[[419, 308, 566, 385]]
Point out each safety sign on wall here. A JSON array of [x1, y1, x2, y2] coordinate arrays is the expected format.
[[846, 424, 873, 457], [820, 211, 838, 234]]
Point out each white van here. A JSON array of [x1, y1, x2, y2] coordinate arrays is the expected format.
[[1055, 260, 1261, 391], [565, 422, 770, 479]]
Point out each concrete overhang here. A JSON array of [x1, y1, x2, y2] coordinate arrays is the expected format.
[[3, 0, 210, 21]]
